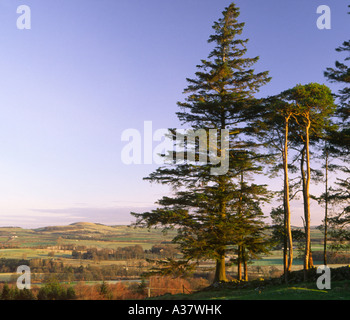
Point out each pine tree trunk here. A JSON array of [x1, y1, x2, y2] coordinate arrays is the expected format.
[[324, 145, 329, 266], [302, 119, 312, 280], [301, 148, 308, 278], [284, 118, 293, 274], [237, 245, 242, 281], [284, 122, 293, 272], [214, 253, 227, 283], [237, 170, 244, 282], [283, 192, 288, 282], [243, 247, 248, 281]]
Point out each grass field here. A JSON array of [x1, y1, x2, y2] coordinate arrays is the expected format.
[[0, 222, 177, 251], [0, 248, 72, 259], [0, 222, 348, 291], [0, 223, 343, 272], [153, 280, 350, 300], [0, 222, 349, 301]]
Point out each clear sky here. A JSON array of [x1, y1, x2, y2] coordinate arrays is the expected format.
[[0, 0, 348, 228]]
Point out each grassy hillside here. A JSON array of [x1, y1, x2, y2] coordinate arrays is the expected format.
[[0, 222, 348, 284], [152, 266, 350, 300], [0, 223, 340, 267], [153, 280, 350, 300], [0, 222, 177, 252]]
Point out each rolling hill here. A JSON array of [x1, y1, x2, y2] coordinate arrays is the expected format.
[[0, 222, 177, 251]]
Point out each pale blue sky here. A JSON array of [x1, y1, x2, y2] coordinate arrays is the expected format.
[[0, 0, 348, 227]]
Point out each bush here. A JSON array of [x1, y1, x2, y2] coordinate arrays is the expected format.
[[99, 281, 113, 300], [0, 283, 13, 300], [16, 288, 36, 300], [0, 283, 36, 300], [37, 277, 76, 300], [66, 286, 77, 300]]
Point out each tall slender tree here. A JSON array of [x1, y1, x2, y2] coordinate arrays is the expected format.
[[312, 132, 339, 266], [283, 83, 336, 279], [131, 3, 271, 283], [254, 96, 296, 281]]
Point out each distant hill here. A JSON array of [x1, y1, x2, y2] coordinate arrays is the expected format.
[[0, 222, 177, 250], [70, 222, 101, 226], [33, 222, 123, 235]]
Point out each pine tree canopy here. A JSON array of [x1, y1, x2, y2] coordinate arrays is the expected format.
[[132, 2, 272, 283]]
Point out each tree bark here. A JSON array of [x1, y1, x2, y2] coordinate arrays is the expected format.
[[214, 252, 227, 283], [283, 199, 288, 282], [324, 144, 329, 266], [243, 247, 248, 281], [283, 117, 293, 275], [237, 245, 242, 281], [302, 118, 312, 280], [237, 170, 244, 281]]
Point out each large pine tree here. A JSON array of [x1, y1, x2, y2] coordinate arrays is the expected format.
[[324, 4, 350, 242], [131, 3, 271, 283], [324, 4, 350, 124]]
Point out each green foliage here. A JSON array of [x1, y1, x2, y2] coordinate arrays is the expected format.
[[0, 283, 35, 300], [37, 277, 76, 300], [72, 245, 146, 261], [323, 5, 350, 248], [66, 286, 77, 300], [16, 288, 36, 300], [176, 3, 271, 129], [1, 283, 13, 300], [99, 281, 113, 300], [132, 2, 272, 283], [277, 83, 336, 144], [324, 5, 350, 121]]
